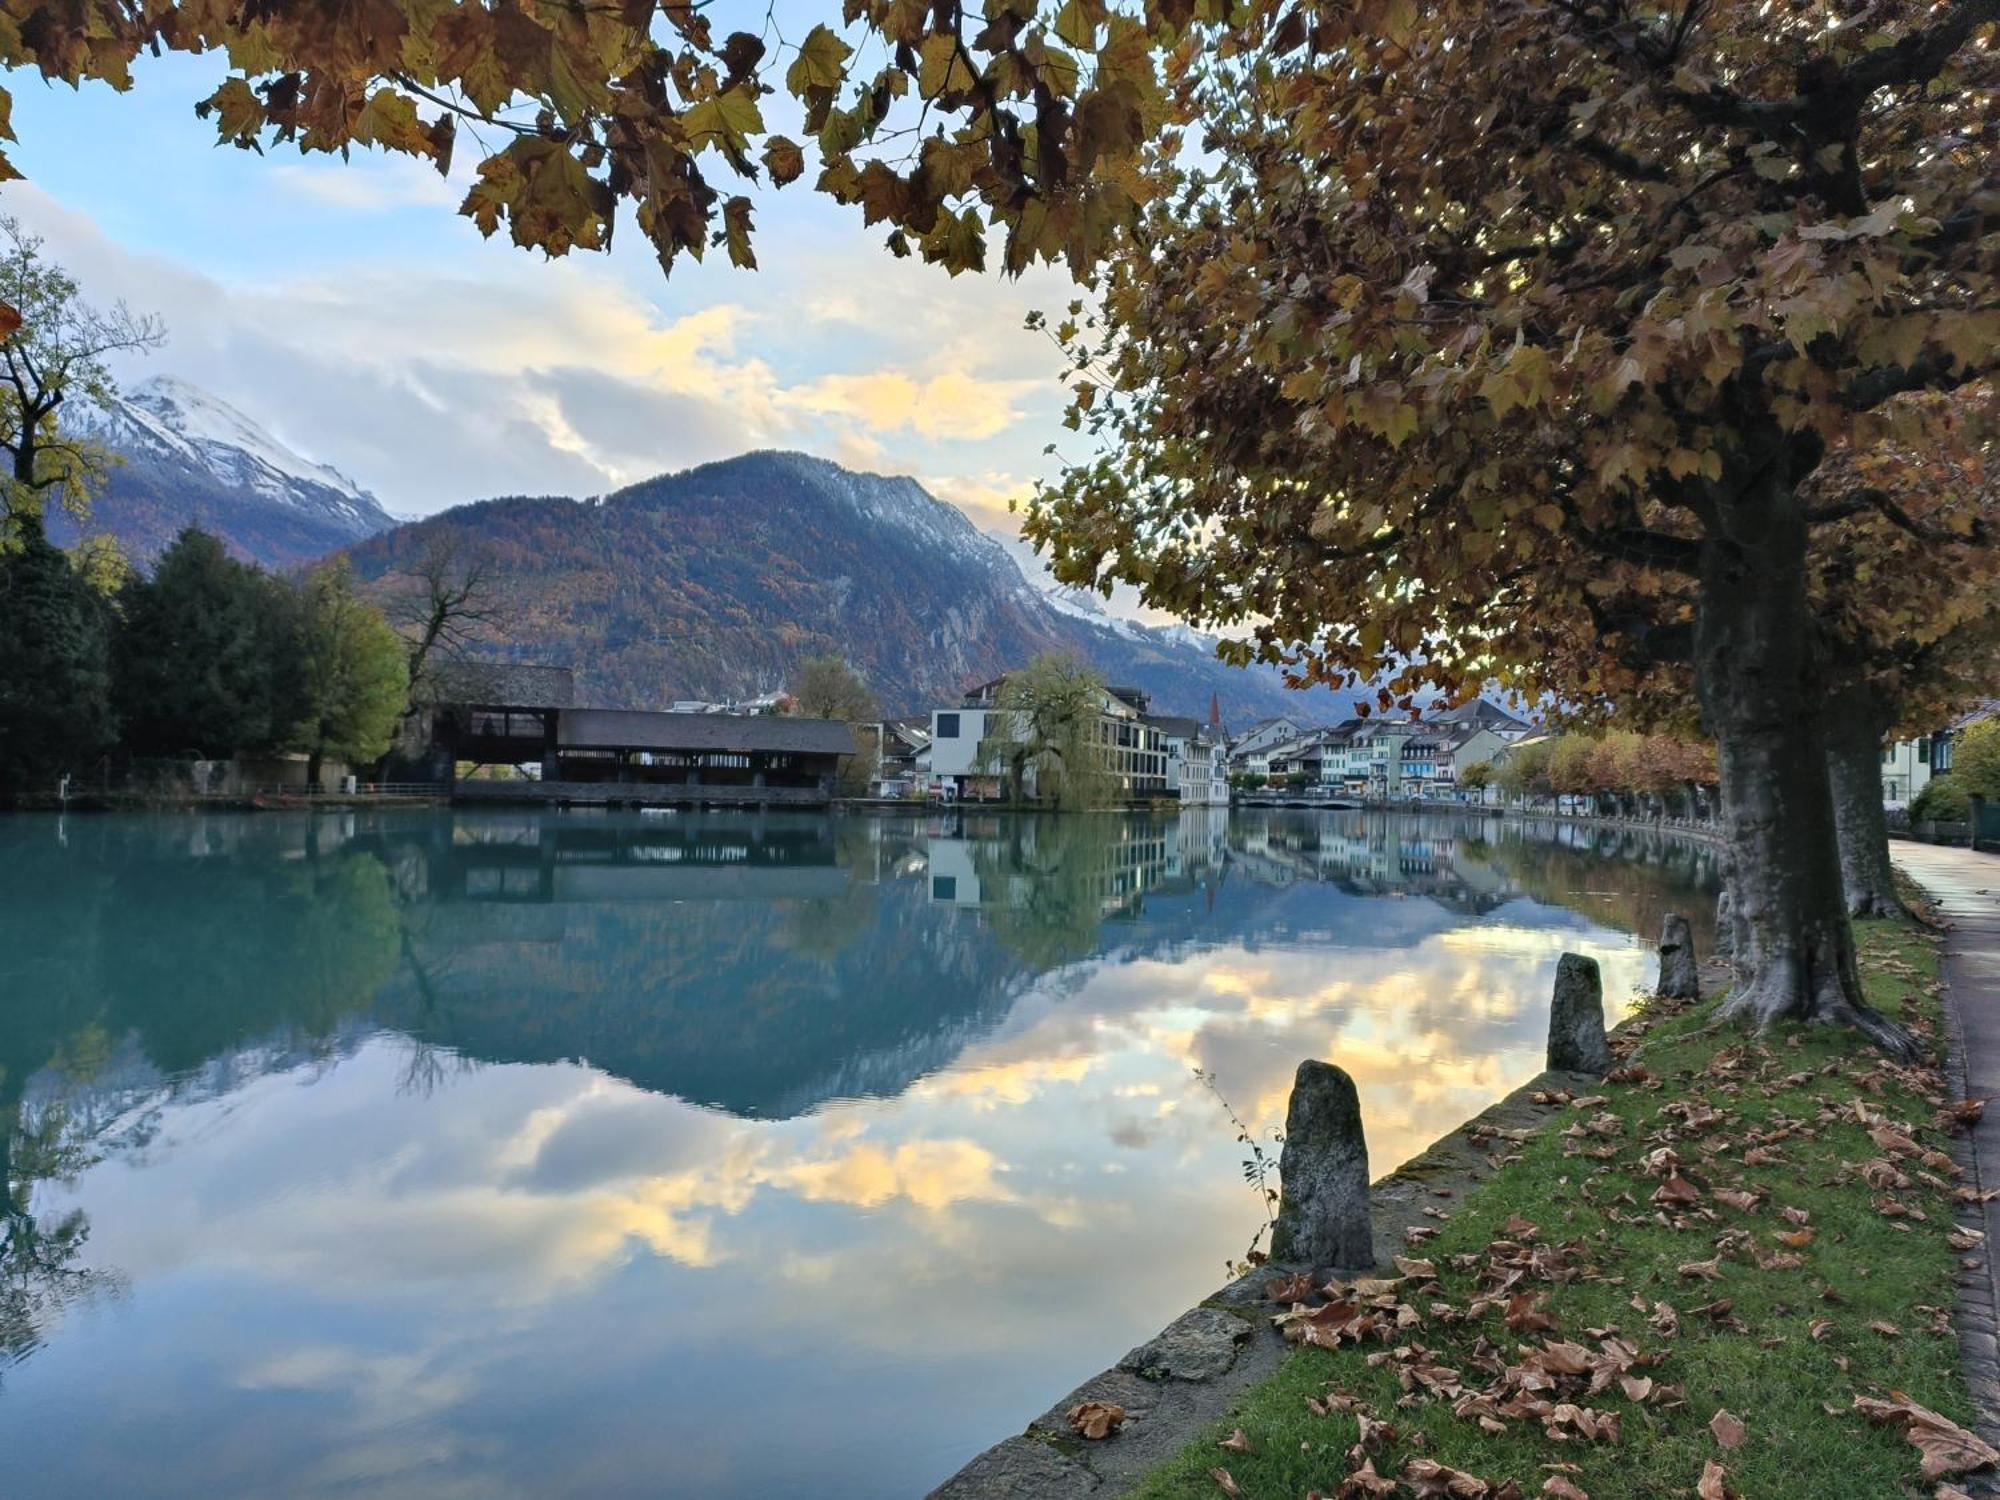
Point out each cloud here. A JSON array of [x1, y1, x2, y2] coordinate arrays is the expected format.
[[782, 369, 1035, 443], [269, 159, 460, 213], [0, 180, 1083, 553]]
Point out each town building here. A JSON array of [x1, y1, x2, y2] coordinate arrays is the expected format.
[[1228, 715, 1314, 779], [928, 677, 1171, 801], [1146, 715, 1231, 805], [1881, 738, 1934, 808], [872, 715, 933, 797]]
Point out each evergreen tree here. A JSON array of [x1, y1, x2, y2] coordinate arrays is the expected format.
[[0, 524, 114, 798], [285, 560, 408, 787], [113, 527, 290, 759]]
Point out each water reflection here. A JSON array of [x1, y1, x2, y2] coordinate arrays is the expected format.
[[0, 808, 1716, 1499]]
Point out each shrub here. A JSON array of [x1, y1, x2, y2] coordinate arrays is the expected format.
[[1912, 776, 1971, 824]]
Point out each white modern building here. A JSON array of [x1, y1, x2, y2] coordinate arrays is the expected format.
[[928, 677, 1170, 800]]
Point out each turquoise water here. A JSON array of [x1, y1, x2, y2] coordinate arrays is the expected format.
[[0, 808, 1715, 1498]]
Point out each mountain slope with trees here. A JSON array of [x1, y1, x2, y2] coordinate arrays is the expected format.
[[343, 451, 1318, 721]]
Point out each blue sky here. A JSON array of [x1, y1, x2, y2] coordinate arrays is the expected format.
[[1, 49, 1083, 540]]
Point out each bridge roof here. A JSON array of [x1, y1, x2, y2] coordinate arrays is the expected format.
[[558, 709, 858, 757]]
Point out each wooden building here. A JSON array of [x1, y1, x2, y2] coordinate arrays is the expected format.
[[551, 709, 856, 791]]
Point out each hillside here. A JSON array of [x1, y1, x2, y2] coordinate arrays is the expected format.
[[47, 376, 398, 569], [343, 451, 1321, 721]]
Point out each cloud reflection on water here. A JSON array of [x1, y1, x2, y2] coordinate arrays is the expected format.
[[0, 808, 1716, 1499]]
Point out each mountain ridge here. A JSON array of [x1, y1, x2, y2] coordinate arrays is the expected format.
[[49, 375, 399, 569], [343, 450, 1323, 722], [49, 378, 1338, 723]]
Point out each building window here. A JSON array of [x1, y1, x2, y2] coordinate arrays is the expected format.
[[932, 875, 957, 900], [936, 713, 960, 739]]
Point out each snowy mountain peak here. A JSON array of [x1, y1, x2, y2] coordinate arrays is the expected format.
[[78, 374, 393, 539]]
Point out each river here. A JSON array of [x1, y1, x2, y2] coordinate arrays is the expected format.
[[0, 806, 1716, 1498]]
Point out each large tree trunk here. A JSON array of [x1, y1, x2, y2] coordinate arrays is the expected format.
[[1693, 481, 1919, 1060], [1824, 689, 1906, 918]]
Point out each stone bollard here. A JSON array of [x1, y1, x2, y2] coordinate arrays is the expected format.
[[1269, 1060, 1373, 1272], [1657, 913, 1700, 1000], [1547, 952, 1612, 1076]]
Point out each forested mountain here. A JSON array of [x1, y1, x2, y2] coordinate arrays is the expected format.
[[343, 451, 1319, 720], [47, 376, 398, 569]]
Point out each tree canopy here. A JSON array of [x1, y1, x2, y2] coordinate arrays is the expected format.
[[788, 654, 878, 722], [979, 651, 1115, 808], [112, 528, 295, 759], [287, 559, 410, 783], [0, 0, 1181, 277], [1021, 0, 1998, 1056], [0, 524, 113, 795]]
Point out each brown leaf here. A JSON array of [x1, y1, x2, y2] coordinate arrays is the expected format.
[[1697, 1459, 1734, 1500], [1333, 1457, 1401, 1498], [1218, 1427, 1252, 1454], [1268, 1270, 1319, 1303], [1543, 1478, 1589, 1499], [1853, 1393, 2000, 1480], [1210, 1466, 1243, 1499], [1709, 1408, 1747, 1449], [1066, 1401, 1126, 1440], [1506, 1294, 1561, 1335]]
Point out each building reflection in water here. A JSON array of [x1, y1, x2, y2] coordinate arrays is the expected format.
[[0, 806, 1718, 1500]]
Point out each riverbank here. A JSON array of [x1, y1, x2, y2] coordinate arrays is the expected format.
[[939, 913, 1990, 1499]]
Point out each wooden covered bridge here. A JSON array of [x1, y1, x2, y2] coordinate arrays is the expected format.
[[418, 662, 859, 808]]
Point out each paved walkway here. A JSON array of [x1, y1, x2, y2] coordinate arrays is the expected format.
[[1890, 841, 2000, 1474]]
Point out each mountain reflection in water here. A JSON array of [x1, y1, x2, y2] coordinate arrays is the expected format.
[[0, 807, 1715, 1500]]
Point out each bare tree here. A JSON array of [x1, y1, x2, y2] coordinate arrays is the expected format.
[[0, 216, 164, 539], [387, 534, 510, 701]]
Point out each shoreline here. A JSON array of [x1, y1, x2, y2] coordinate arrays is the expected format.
[[929, 950, 1727, 1499]]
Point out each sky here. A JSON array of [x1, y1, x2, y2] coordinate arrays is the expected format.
[[0, 48, 1087, 545]]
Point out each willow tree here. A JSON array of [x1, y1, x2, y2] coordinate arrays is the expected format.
[[1029, 2, 1998, 1057], [977, 653, 1114, 809]]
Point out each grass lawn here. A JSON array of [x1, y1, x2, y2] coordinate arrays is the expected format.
[[1130, 917, 1987, 1499]]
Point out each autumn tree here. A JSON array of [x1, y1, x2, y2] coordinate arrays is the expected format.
[[788, 654, 877, 723], [1547, 385, 1996, 914], [284, 560, 409, 787], [0, 217, 162, 541], [1029, 0, 1999, 1058], [0, 0, 1176, 280]]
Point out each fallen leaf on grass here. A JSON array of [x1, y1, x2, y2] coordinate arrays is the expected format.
[[1697, 1459, 1736, 1499], [1709, 1408, 1747, 1449], [1066, 1401, 1126, 1440], [1210, 1466, 1243, 1498], [1543, 1478, 1589, 1499], [1403, 1456, 1509, 1497], [1218, 1428, 1252, 1454], [1853, 1393, 2000, 1480], [1327, 1458, 1398, 1498], [1868, 1319, 1902, 1337]]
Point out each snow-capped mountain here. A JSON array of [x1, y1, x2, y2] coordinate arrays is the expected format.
[[52, 375, 397, 568]]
